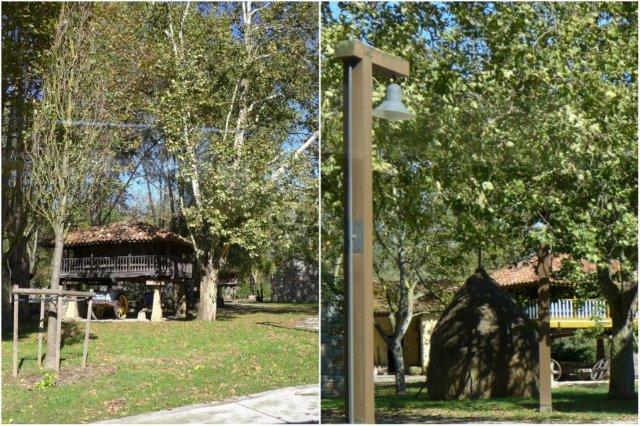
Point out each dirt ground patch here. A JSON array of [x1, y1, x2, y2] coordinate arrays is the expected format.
[[258, 316, 318, 331], [290, 316, 319, 331], [11, 364, 116, 389]]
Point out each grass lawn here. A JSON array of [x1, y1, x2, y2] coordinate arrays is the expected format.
[[322, 382, 638, 423], [2, 302, 318, 424]]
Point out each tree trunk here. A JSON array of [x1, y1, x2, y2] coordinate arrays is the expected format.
[[249, 270, 258, 296], [43, 224, 65, 370], [598, 266, 638, 400], [2, 238, 32, 331], [257, 281, 264, 302], [391, 338, 406, 395], [197, 261, 219, 321]]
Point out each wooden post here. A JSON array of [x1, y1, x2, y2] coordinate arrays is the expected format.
[[342, 48, 375, 425], [335, 39, 410, 424], [596, 337, 605, 360], [54, 296, 63, 373], [537, 245, 552, 412], [12, 285, 19, 378], [82, 298, 92, 368], [37, 298, 45, 368]]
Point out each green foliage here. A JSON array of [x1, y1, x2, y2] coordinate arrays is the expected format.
[[321, 2, 529, 308], [34, 372, 57, 390], [552, 334, 597, 363], [323, 0, 637, 306], [144, 3, 318, 296]]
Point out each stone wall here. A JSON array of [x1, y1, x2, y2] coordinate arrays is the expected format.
[[321, 297, 345, 397], [270, 259, 318, 303]]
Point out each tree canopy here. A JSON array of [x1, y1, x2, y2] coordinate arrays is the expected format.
[[322, 1, 637, 398]]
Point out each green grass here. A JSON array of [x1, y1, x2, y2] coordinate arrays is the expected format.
[[322, 382, 638, 423], [2, 303, 318, 424]]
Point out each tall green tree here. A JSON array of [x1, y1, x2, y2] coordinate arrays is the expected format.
[[1, 1, 59, 326], [148, 2, 318, 320], [26, 3, 120, 369], [321, 2, 521, 394], [447, 2, 638, 399], [323, 1, 637, 399]]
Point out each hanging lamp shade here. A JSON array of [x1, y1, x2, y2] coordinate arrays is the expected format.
[[372, 83, 415, 122]]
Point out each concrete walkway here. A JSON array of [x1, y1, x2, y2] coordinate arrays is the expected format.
[[374, 374, 426, 385], [96, 384, 319, 424]]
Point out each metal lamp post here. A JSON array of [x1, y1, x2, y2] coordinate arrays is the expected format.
[[335, 39, 414, 424]]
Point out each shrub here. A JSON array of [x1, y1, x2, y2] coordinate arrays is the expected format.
[[552, 334, 596, 362], [35, 372, 57, 390]]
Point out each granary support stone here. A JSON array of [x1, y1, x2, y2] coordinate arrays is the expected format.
[[65, 296, 79, 319], [146, 280, 164, 322], [426, 268, 539, 400], [63, 284, 79, 319]]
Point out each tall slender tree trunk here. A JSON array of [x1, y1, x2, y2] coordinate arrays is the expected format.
[[598, 266, 637, 399], [3, 237, 33, 330], [43, 223, 65, 370], [197, 261, 219, 321], [374, 278, 415, 395], [391, 338, 406, 395], [249, 269, 258, 296]]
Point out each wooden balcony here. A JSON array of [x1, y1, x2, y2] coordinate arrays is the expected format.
[[524, 299, 612, 329], [60, 255, 194, 281]]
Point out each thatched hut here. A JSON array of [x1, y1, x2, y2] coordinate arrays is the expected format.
[[426, 268, 539, 400]]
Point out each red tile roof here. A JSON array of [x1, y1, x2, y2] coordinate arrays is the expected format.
[[490, 254, 612, 288], [42, 221, 192, 248]]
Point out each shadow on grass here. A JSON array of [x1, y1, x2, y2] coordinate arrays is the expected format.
[[216, 302, 318, 321], [2, 319, 41, 341], [321, 383, 638, 424], [551, 387, 638, 414], [256, 321, 318, 333], [2, 319, 98, 347]]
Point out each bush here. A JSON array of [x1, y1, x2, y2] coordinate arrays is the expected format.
[[552, 334, 596, 362], [35, 372, 57, 390]]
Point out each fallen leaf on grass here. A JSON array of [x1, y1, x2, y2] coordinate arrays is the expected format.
[[103, 397, 126, 415]]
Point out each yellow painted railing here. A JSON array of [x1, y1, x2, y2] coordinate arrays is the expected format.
[[524, 299, 612, 329]]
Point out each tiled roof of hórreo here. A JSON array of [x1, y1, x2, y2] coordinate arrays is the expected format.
[[42, 221, 192, 248], [490, 254, 619, 288]]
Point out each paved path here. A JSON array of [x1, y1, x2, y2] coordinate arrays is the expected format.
[[96, 384, 319, 424], [374, 374, 425, 385]]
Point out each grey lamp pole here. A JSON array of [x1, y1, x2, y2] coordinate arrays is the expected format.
[[335, 39, 414, 424]]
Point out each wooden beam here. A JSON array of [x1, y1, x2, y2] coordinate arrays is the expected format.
[[550, 318, 612, 329], [12, 288, 95, 297], [82, 298, 92, 368], [54, 297, 63, 373], [341, 50, 376, 424], [12, 285, 19, 378], [37, 299, 45, 368], [335, 39, 410, 78], [537, 245, 552, 412]]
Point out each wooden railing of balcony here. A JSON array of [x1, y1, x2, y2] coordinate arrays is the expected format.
[[61, 255, 193, 277], [524, 299, 609, 319]]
